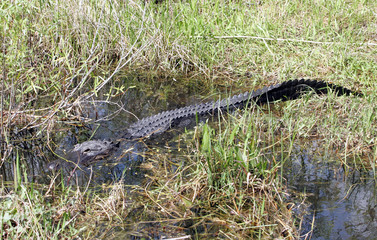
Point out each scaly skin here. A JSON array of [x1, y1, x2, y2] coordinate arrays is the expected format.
[[123, 79, 359, 139], [49, 79, 360, 170], [47, 140, 115, 170]]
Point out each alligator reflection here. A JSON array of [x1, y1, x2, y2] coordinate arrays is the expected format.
[[285, 143, 376, 240]]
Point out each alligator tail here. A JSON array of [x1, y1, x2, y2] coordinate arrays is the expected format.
[[124, 79, 361, 140], [255, 79, 361, 104]]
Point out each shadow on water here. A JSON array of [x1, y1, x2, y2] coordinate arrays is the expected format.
[[285, 142, 376, 240]]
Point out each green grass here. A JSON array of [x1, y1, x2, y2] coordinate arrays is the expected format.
[[1, 0, 376, 132], [0, 154, 78, 239], [142, 88, 376, 238], [2, 0, 376, 100], [1, 0, 377, 239]]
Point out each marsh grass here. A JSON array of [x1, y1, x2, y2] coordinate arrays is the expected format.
[[142, 105, 299, 239], [1, 0, 377, 239], [279, 92, 377, 171], [1, 0, 376, 135], [0, 154, 79, 239], [3, 90, 375, 239], [140, 87, 377, 239]]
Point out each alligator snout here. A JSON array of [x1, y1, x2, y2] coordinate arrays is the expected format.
[[47, 140, 118, 171]]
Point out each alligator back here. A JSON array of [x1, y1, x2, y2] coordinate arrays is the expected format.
[[123, 79, 359, 140]]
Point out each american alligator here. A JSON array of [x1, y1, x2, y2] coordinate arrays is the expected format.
[[47, 140, 116, 171], [48, 79, 360, 171]]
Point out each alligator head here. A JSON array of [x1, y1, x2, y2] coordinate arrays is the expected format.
[[47, 140, 117, 171]]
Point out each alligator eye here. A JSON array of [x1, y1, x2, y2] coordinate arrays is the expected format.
[[84, 148, 91, 152]]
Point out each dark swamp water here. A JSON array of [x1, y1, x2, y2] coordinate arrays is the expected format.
[[286, 143, 376, 239], [1, 78, 376, 239]]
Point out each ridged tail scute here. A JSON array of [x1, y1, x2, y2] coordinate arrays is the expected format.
[[253, 79, 360, 104], [124, 79, 360, 139]]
